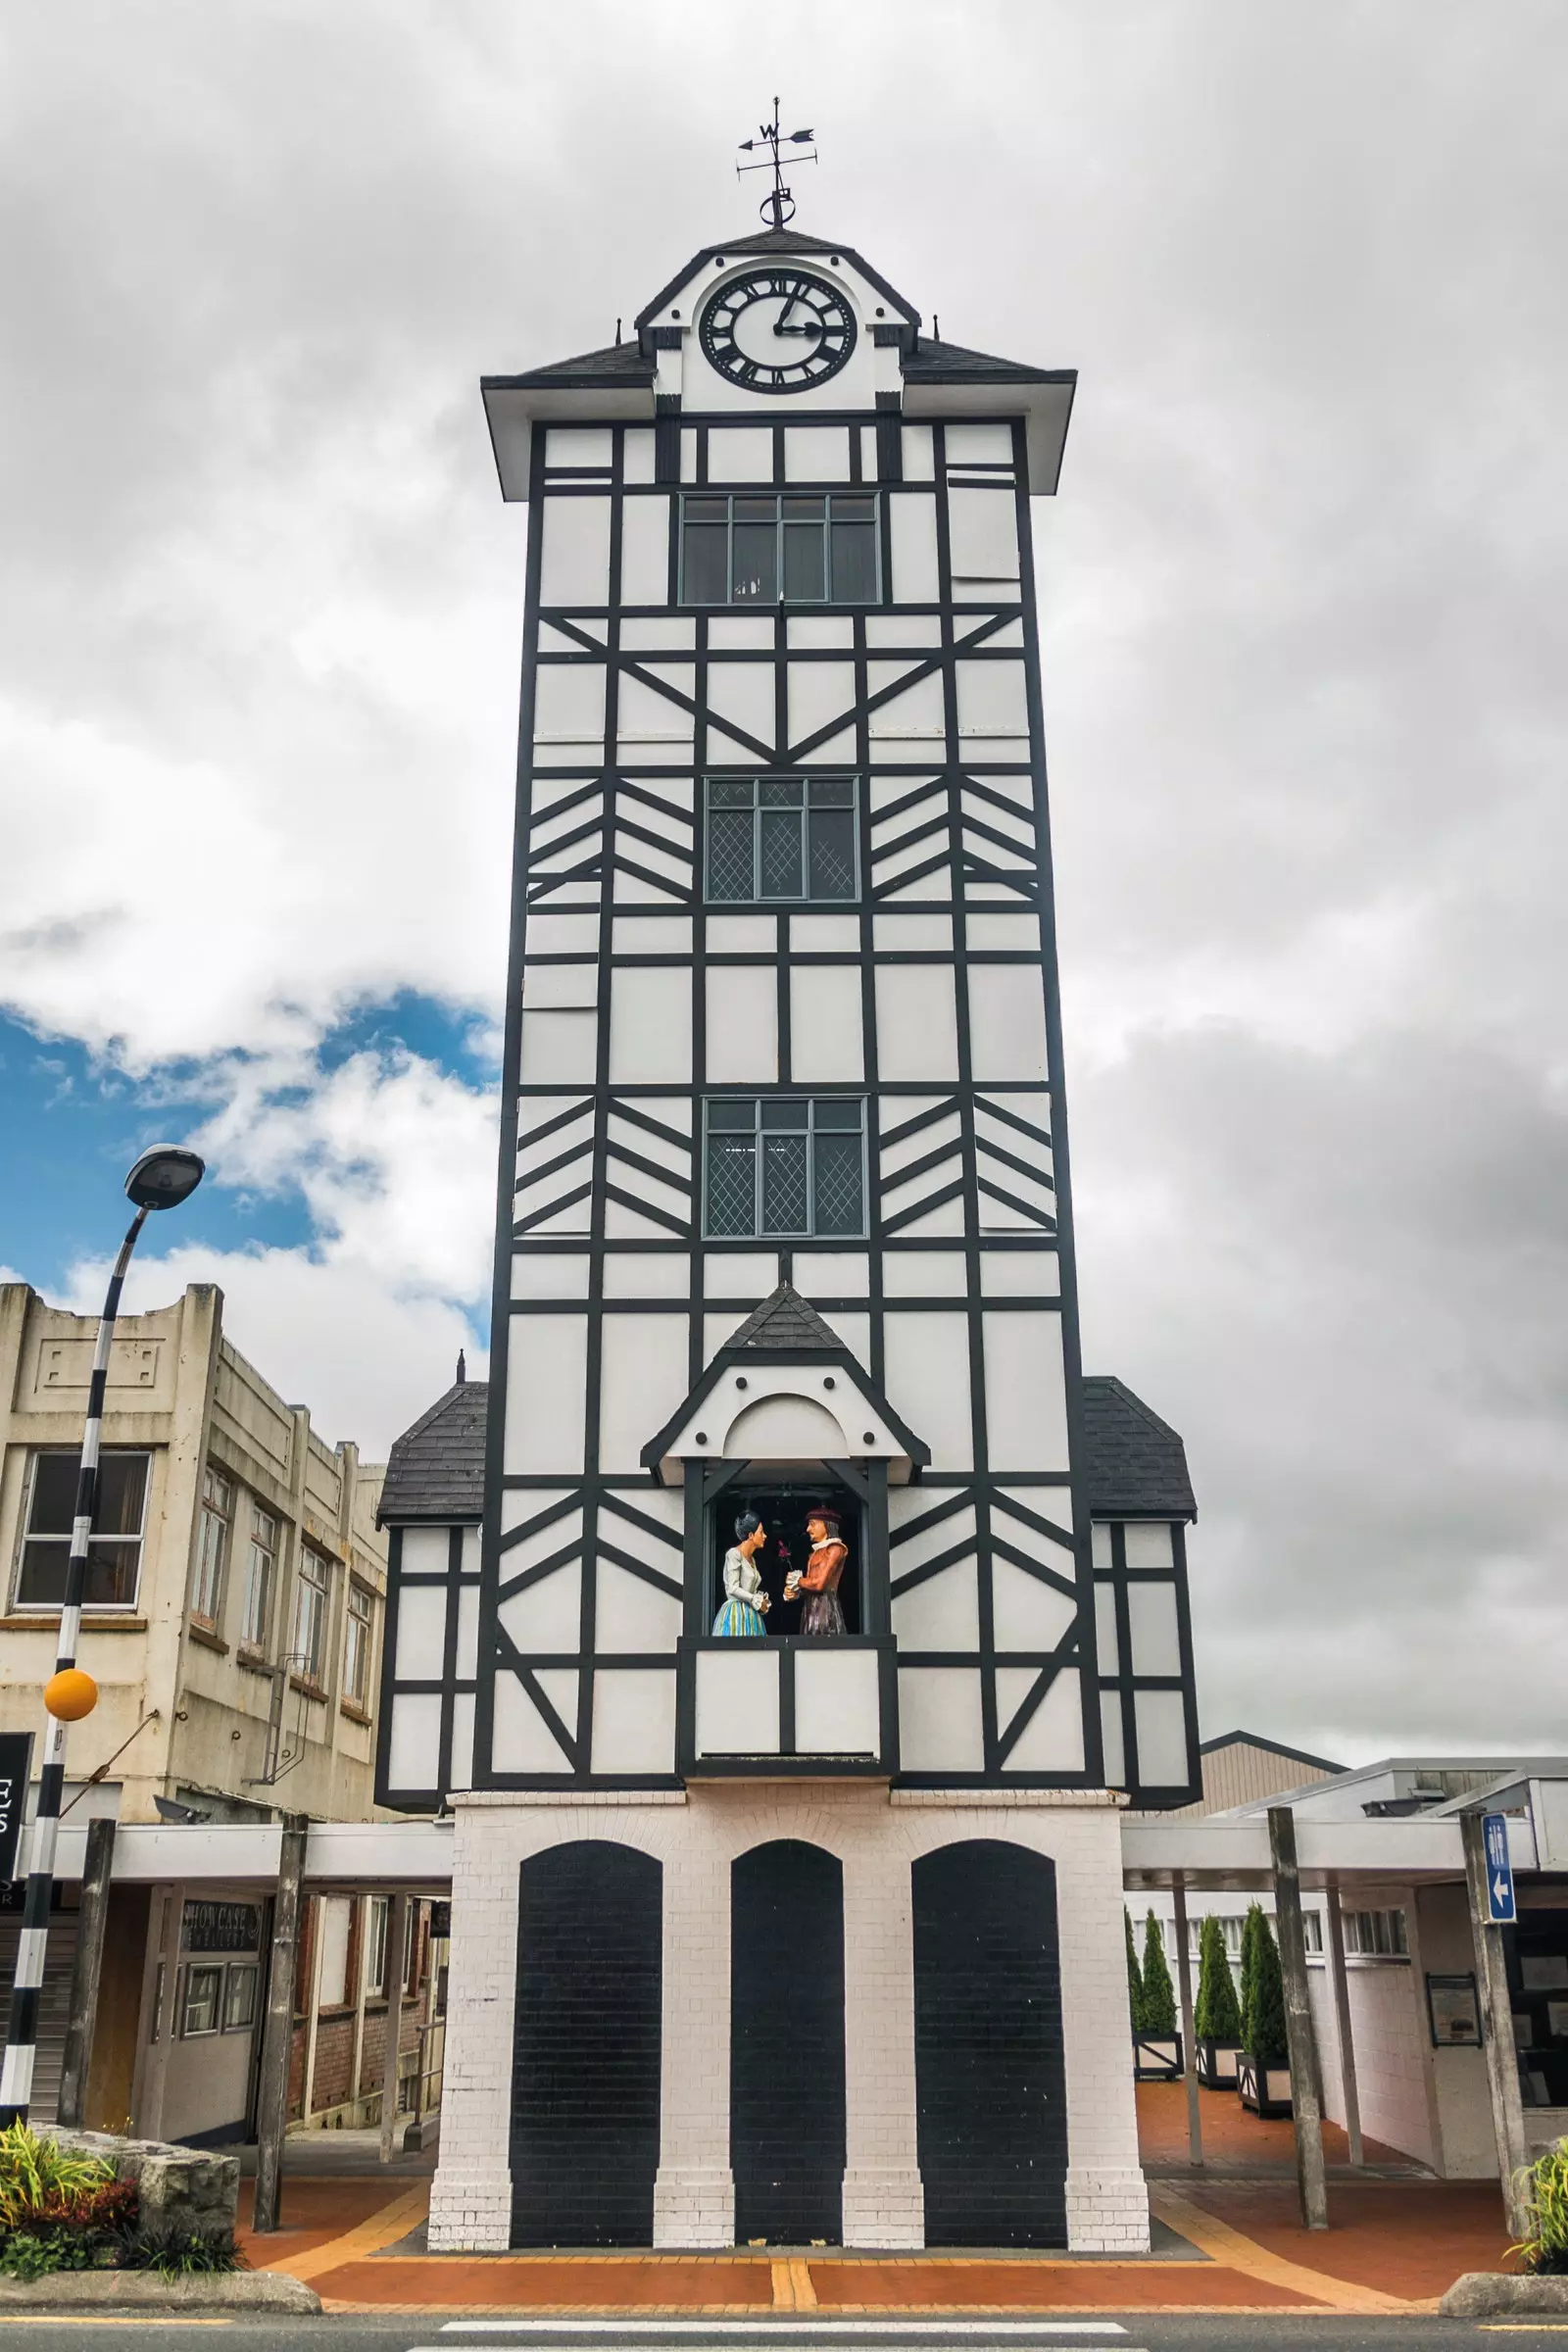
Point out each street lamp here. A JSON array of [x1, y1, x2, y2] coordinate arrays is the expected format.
[[0, 1146, 205, 2125]]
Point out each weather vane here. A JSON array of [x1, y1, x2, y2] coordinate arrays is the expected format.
[[737, 98, 816, 231]]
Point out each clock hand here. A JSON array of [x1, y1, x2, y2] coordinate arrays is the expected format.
[[773, 279, 803, 333], [774, 320, 822, 336]]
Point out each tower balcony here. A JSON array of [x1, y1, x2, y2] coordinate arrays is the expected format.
[[677, 1633, 897, 1781]]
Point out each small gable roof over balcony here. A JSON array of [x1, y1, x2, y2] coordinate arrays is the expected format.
[[1080, 1375, 1197, 1521], [640, 1283, 930, 1488], [377, 1378, 488, 1525]]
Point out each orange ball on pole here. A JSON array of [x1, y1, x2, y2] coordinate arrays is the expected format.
[[44, 1669, 98, 1723]]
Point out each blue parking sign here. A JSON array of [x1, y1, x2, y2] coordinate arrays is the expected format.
[[1484, 1813, 1516, 1924]]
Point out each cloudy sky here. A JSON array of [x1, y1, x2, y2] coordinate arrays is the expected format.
[[2, 1, 1564, 1763]]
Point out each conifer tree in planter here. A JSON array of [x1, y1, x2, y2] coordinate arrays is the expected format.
[[1125, 1906, 1147, 2033], [1195, 1914, 1244, 2086], [1238, 1906, 1293, 2118], [1133, 1910, 1183, 2081]]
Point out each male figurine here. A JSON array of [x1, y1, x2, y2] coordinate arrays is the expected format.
[[786, 1505, 848, 1637]]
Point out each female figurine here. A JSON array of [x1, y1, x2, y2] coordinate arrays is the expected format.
[[785, 1505, 849, 1637], [713, 1510, 771, 1638]]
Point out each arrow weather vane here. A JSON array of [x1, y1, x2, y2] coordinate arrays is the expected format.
[[737, 98, 816, 231]]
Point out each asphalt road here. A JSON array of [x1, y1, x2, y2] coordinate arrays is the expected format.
[[0, 2319, 1562, 2350]]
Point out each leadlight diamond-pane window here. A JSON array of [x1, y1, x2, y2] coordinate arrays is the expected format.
[[704, 776, 858, 904], [703, 1099, 865, 1238], [681, 493, 881, 606]]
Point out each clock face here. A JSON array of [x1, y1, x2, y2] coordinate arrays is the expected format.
[[699, 270, 858, 394]]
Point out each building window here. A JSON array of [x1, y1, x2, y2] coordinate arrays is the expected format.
[[705, 1098, 866, 1239], [705, 775, 858, 904], [1344, 1906, 1408, 1958], [343, 1583, 373, 1707], [181, 1964, 223, 2037], [291, 1548, 331, 1682], [240, 1507, 276, 1650], [314, 1895, 352, 2009], [16, 1449, 150, 1611], [681, 493, 879, 606], [366, 1897, 389, 1996], [191, 1464, 232, 1627], [222, 1964, 258, 2032]]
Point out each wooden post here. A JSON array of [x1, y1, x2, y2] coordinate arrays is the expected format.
[[1323, 1876, 1363, 2168], [253, 1818, 307, 2235], [1171, 1873, 1202, 2167], [57, 1816, 116, 2130], [1268, 1806, 1328, 2230], [1462, 1809, 1532, 2239], [379, 1891, 409, 2164]]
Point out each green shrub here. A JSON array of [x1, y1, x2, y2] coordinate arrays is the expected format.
[[0, 2227, 102, 2280], [118, 2228, 244, 2277], [1125, 1905, 1147, 2031], [1141, 1910, 1178, 2036], [1195, 1913, 1243, 2041], [0, 2123, 118, 2233], [1239, 1901, 1263, 2050], [1248, 1910, 1289, 2066], [1512, 2137, 1568, 2275]]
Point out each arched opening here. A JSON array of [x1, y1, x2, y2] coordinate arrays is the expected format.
[[730, 1839, 846, 2244], [510, 1841, 662, 2246], [911, 1839, 1066, 2246]]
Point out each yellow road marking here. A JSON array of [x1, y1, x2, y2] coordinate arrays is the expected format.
[[1148, 2182, 1414, 2315], [0, 2322, 229, 2328], [251, 2181, 429, 2282]]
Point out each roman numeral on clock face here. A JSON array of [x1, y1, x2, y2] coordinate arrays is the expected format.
[[699, 267, 858, 395]]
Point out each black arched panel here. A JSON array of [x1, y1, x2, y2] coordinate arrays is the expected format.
[[510, 1841, 662, 2246], [730, 1840, 846, 2245], [912, 1839, 1066, 2246]]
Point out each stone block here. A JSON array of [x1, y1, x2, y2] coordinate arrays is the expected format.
[[43, 2130, 239, 2246]]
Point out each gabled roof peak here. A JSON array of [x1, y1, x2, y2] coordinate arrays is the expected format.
[[726, 1281, 842, 1354]]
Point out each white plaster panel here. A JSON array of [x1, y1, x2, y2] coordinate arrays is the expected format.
[[708, 615, 775, 650], [619, 495, 671, 605], [702, 1309, 749, 1362], [889, 494, 940, 603], [795, 1649, 880, 1754], [867, 664, 945, 740], [456, 1584, 479, 1680], [791, 914, 859, 952], [1100, 1690, 1126, 1787], [617, 669, 693, 750], [889, 1500, 977, 1571], [866, 612, 941, 646], [545, 427, 612, 470], [723, 1392, 845, 1456], [704, 1251, 778, 1298], [992, 1559, 1077, 1653], [706, 426, 774, 484], [892, 1558, 980, 1651], [789, 615, 855, 649], [874, 913, 952, 952], [387, 1692, 441, 1789], [966, 912, 1041, 950], [1094, 1583, 1119, 1675], [820, 1309, 871, 1365], [882, 1310, 973, 1470], [449, 1692, 475, 1793], [1133, 1690, 1190, 1787], [623, 427, 656, 484], [592, 1669, 677, 1774], [533, 662, 605, 743], [399, 1527, 449, 1577], [524, 911, 600, 954], [1127, 1581, 1182, 1678], [594, 1562, 682, 1655], [982, 1312, 1069, 1472], [948, 487, 1020, 582], [603, 1254, 689, 1298], [621, 615, 694, 651], [512, 1252, 591, 1301], [875, 964, 958, 1082], [522, 962, 597, 1010], [499, 1489, 571, 1537], [706, 964, 777, 1083], [599, 1313, 690, 1474], [394, 1586, 447, 1682], [979, 1250, 1059, 1298], [883, 1250, 967, 1298], [785, 426, 851, 481], [790, 964, 863, 1082], [1091, 1523, 1113, 1568], [462, 1528, 481, 1576], [1003, 1669, 1085, 1774], [706, 913, 773, 953], [967, 964, 1050, 1083], [614, 915, 692, 955], [490, 1674, 572, 1774], [897, 1668, 983, 1770], [1124, 1523, 1175, 1567], [498, 1561, 581, 1655], [695, 1648, 779, 1755], [539, 496, 612, 605], [793, 1250, 868, 1297], [901, 424, 935, 481], [501, 1506, 581, 1576], [895, 1199, 966, 1239], [956, 659, 1030, 741], [504, 1314, 586, 1474], [708, 662, 775, 756], [611, 964, 691, 1083], [946, 423, 1016, 466], [788, 660, 857, 749]]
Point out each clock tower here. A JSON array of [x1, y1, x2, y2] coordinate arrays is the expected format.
[[379, 155, 1200, 2258]]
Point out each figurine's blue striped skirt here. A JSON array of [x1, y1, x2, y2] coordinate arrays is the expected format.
[[712, 1597, 765, 1639]]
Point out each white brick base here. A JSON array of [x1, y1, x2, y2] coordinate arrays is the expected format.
[[653, 2166, 734, 2247], [427, 2166, 512, 2252], [1064, 2165, 1150, 2253], [842, 2164, 925, 2248]]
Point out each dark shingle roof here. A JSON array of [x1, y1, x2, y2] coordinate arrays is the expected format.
[[483, 339, 655, 393], [724, 1282, 841, 1353], [902, 335, 1074, 388], [377, 1382, 489, 1524], [1080, 1376, 1197, 1520]]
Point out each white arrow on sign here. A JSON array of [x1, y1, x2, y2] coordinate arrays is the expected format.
[[1495, 1873, 1510, 1906]]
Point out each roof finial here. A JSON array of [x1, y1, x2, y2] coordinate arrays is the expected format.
[[456, 1348, 467, 1386], [737, 98, 816, 232]]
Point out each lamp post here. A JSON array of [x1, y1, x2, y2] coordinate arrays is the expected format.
[[0, 1146, 204, 2125]]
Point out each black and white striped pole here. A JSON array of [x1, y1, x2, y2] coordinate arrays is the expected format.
[[0, 1145, 204, 2126]]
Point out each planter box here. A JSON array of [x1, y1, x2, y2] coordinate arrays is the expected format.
[[1133, 2031, 1183, 2082], [1236, 2050, 1293, 2117], [1197, 2036, 1241, 2088]]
